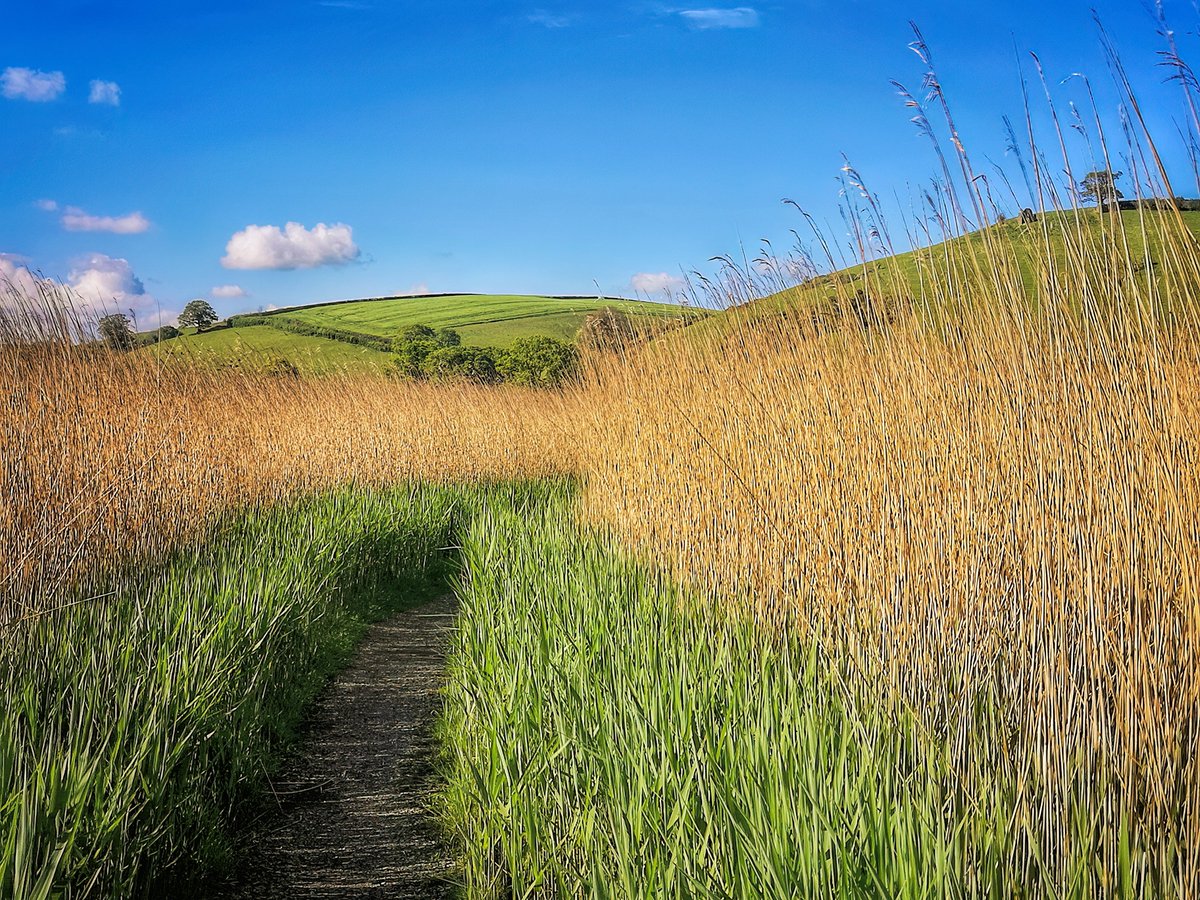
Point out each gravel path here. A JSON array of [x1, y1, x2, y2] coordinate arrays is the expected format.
[[219, 595, 459, 899]]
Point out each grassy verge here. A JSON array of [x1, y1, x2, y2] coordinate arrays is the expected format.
[[440, 489, 1163, 898], [0, 484, 471, 898]]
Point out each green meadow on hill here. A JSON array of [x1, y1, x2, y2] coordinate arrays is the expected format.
[[149, 293, 702, 375], [697, 208, 1200, 335]]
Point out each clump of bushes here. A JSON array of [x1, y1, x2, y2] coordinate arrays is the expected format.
[[391, 324, 578, 387]]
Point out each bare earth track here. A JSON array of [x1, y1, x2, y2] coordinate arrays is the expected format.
[[219, 596, 458, 898]]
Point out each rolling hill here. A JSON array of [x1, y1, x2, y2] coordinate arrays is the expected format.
[[149, 293, 703, 375], [697, 207, 1200, 336]]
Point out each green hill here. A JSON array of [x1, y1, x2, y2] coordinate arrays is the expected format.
[[703, 208, 1200, 334], [150, 293, 702, 375]]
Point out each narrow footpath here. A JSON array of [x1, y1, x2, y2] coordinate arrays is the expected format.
[[221, 595, 459, 899]]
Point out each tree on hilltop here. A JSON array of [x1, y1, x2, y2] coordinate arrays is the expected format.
[[179, 299, 219, 331], [1080, 170, 1124, 208], [98, 313, 136, 351]]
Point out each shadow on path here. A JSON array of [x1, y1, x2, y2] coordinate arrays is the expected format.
[[219, 595, 459, 899]]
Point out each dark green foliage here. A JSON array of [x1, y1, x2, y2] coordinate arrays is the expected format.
[[398, 324, 437, 344], [392, 324, 513, 384], [1080, 169, 1124, 207], [98, 314, 136, 351], [496, 336, 578, 387], [229, 314, 395, 353], [138, 325, 182, 347], [392, 338, 441, 377], [420, 345, 500, 383], [178, 300, 219, 331], [393, 326, 576, 386]]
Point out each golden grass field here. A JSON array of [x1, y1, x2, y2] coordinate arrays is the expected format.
[[0, 339, 576, 621], [7, 32, 1200, 893]]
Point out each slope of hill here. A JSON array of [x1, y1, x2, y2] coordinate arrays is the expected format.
[[700, 208, 1200, 335], [150, 293, 701, 375], [150, 324, 394, 375]]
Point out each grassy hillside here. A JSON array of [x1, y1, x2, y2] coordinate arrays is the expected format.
[[150, 294, 700, 375], [265, 294, 694, 345], [150, 324, 395, 375], [705, 208, 1200, 332]]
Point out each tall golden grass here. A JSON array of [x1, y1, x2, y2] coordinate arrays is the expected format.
[[7, 20, 1200, 893], [569, 35, 1200, 886], [0, 319, 575, 622]]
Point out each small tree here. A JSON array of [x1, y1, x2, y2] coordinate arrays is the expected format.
[[421, 346, 500, 383], [98, 313, 135, 351], [497, 336, 578, 387], [1079, 170, 1124, 208], [398, 324, 436, 344], [179, 299, 219, 331], [392, 324, 463, 377]]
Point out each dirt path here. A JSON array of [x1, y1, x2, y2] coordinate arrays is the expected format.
[[220, 595, 459, 899]]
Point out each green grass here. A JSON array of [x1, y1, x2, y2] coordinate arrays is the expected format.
[[0, 485, 472, 898], [146, 294, 703, 374], [702, 208, 1200, 333], [271, 294, 692, 346], [439, 487, 1145, 898], [4, 476, 1169, 896], [147, 323, 395, 375]]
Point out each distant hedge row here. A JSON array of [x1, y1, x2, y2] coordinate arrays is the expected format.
[[226, 314, 393, 352]]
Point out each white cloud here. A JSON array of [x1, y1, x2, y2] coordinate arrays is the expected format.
[[34, 199, 58, 212], [631, 272, 686, 295], [69, 253, 175, 326], [1, 251, 174, 328], [60, 206, 151, 234], [211, 284, 248, 299], [528, 10, 570, 27], [69, 253, 145, 307], [2, 67, 66, 102], [221, 221, 360, 270], [88, 79, 121, 106], [0, 254, 55, 304], [678, 7, 759, 29]]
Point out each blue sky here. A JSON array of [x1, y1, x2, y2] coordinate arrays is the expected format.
[[1, 0, 1196, 324]]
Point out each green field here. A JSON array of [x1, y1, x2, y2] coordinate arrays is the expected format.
[[701, 208, 1200, 334], [273, 294, 694, 344], [150, 324, 395, 375], [149, 294, 701, 375]]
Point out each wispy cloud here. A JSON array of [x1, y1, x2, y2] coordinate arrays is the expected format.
[[528, 10, 571, 28], [631, 272, 686, 296], [222, 222, 361, 270], [88, 79, 121, 106], [211, 284, 249, 299], [677, 7, 759, 29], [2, 67, 66, 102], [59, 206, 151, 234], [37, 199, 150, 233]]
